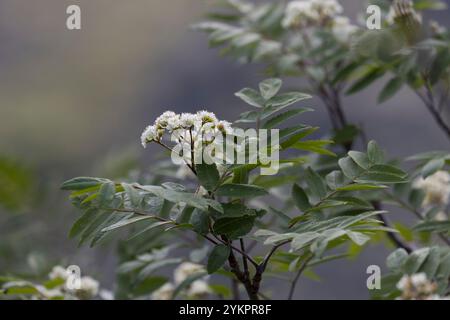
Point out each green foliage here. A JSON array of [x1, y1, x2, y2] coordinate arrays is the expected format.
[[0, 156, 36, 213], [374, 246, 450, 299]]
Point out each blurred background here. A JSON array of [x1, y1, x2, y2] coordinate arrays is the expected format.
[[0, 0, 449, 299]]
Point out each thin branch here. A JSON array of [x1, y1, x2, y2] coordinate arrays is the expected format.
[[240, 239, 250, 281], [212, 233, 259, 268], [383, 191, 450, 247], [287, 255, 313, 300], [413, 83, 450, 140], [260, 240, 291, 272]]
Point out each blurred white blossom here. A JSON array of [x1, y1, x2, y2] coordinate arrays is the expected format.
[[174, 262, 205, 284], [386, 0, 422, 25], [74, 276, 99, 299], [332, 16, 358, 42], [282, 0, 343, 29], [396, 273, 440, 300], [141, 125, 159, 147], [413, 171, 450, 207], [49, 265, 69, 280], [151, 283, 175, 300], [187, 280, 211, 298]]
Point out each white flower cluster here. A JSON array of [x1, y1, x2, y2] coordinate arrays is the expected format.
[[282, 0, 343, 28], [332, 16, 358, 43], [413, 171, 450, 208], [282, 0, 357, 42], [151, 262, 211, 300], [396, 273, 448, 300], [141, 110, 233, 148], [430, 20, 446, 36], [386, 0, 422, 26], [46, 265, 100, 300]]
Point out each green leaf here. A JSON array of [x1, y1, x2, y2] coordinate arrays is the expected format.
[[367, 141, 384, 164], [190, 209, 210, 235], [414, 221, 450, 233], [311, 229, 346, 257], [346, 67, 385, 95], [259, 78, 282, 100], [338, 157, 364, 180], [140, 185, 222, 212], [131, 277, 168, 297], [336, 184, 387, 191], [348, 151, 370, 169], [326, 171, 347, 190], [378, 77, 404, 103], [207, 245, 231, 274], [263, 108, 313, 129], [404, 248, 430, 274], [332, 62, 361, 84], [213, 215, 255, 239], [78, 211, 111, 246], [291, 140, 336, 156], [122, 183, 141, 207], [369, 165, 407, 178], [291, 232, 320, 251], [196, 163, 220, 191], [421, 158, 445, 178], [292, 184, 311, 211], [69, 208, 98, 239], [305, 168, 327, 200], [98, 182, 116, 207], [430, 48, 450, 85], [280, 127, 318, 150], [216, 184, 268, 198], [346, 231, 370, 246], [101, 215, 155, 232], [355, 172, 407, 184], [221, 203, 260, 218], [421, 247, 441, 279], [137, 259, 182, 284], [386, 248, 409, 271], [267, 92, 311, 108], [61, 177, 104, 191], [235, 88, 265, 108]]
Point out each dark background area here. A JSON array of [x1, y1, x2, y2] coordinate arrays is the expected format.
[[0, 0, 449, 299]]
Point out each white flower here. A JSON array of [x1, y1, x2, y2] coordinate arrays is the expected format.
[[413, 171, 450, 207], [397, 273, 438, 299], [430, 21, 446, 35], [435, 211, 448, 221], [197, 110, 218, 124], [166, 115, 181, 132], [155, 111, 178, 129], [396, 275, 409, 291], [74, 276, 99, 299], [151, 283, 174, 300], [180, 113, 199, 129], [282, 1, 316, 28], [282, 0, 343, 29], [174, 262, 205, 284], [187, 280, 211, 297], [99, 289, 114, 300], [141, 125, 158, 147], [387, 0, 422, 25], [332, 16, 358, 42], [410, 273, 428, 287], [427, 294, 450, 300], [216, 120, 233, 135], [49, 266, 69, 280], [311, 0, 342, 18]]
